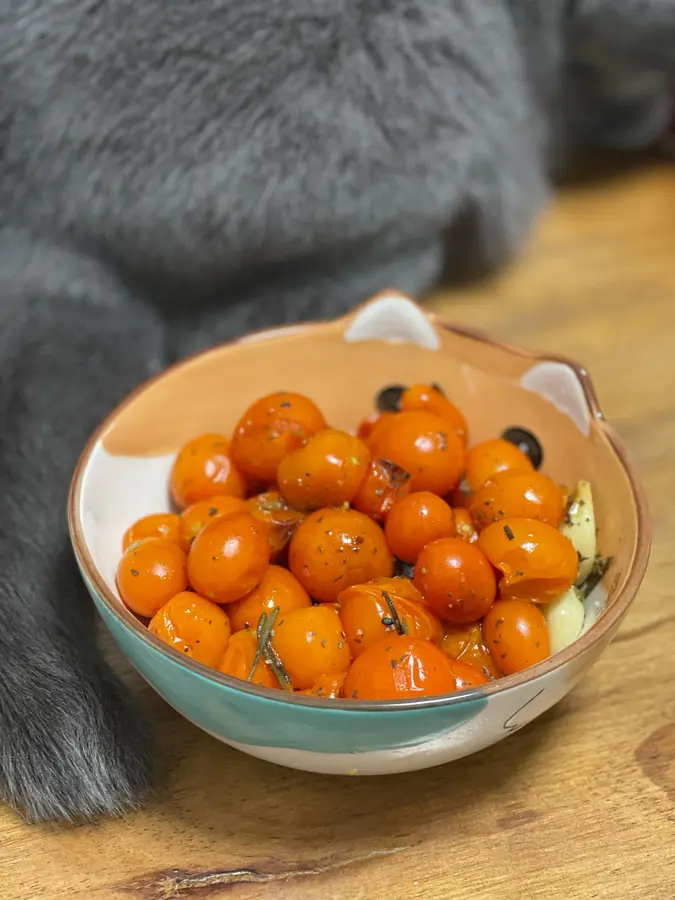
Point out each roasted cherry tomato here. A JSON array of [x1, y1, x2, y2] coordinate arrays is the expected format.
[[227, 565, 311, 632], [369, 411, 464, 495], [468, 470, 564, 530], [384, 491, 454, 563], [501, 427, 543, 470], [178, 496, 246, 551], [452, 507, 479, 543], [477, 518, 578, 603], [116, 538, 189, 618], [482, 599, 550, 675], [170, 433, 246, 509], [441, 621, 500, 679], [271, 605, 352, 690], [218, 629, 279, 689], [122, 513, 181, 551], [446, 658, 490, 689], [288, 507, 394, 602], [414, 538, 497, 623], [245, 490, 305, 562], [148, 591, 232, 667], [277, 429, 370, 510], [464, 437, 534, 493], [187, 511, 270, 604], [230, 392, 327, 483], [343, 636, 457, 700], [351, 458, 411, 523], [400, 385, 468, 445], [297, 673, 347, 698], [356, 411, 396, 445], [337, 578, 443, 657]]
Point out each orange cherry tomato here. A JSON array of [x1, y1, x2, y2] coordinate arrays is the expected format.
[[441, 622, 500, 679], [384, 491, 454, 563], [289, 507, 394, 602], [356, 411, 396, 445], [343, 636, 457, 701], [338, 579, 443, 657], [187, 512, 270, 604], [400, 385, 468, 445], [414, 538, 497, 623], [122, 513, 181, 551], [178, 496, 247, 551], [218, 629, 279, 689], [477, 518, 578, 603], [464, 438, 534, 492], [452, 508, 479, 544], [297, 673, 346, 699], [148, 591, 232, 667], [446, 658, 490, 689], [227, 565, 311, 632], [482, 599, 550, 675], [116, 538, 189, 618], [369, 410, 464, 495], [277, 429, 370, 510], [351, 458, 411, 523], [170, 434, 246, 509], [245, 490, 305, 562], [230, 392, 327, 484], [271, 605, 352, 690], [468, 470, 565, 530]]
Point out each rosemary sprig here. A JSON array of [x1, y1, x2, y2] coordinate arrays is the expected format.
[[248, 606, 293, 690], [381, 590, 408, 635]]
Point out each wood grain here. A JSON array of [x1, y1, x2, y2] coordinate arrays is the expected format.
[[2, 158, 675, 900]]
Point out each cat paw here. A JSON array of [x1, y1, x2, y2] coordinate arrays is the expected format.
[[0, 656, 154, 822]]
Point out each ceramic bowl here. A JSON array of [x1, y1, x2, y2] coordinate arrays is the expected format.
[[68, 291, 651, 776]]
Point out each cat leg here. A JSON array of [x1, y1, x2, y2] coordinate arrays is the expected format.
[[0, 230, 165, 821]]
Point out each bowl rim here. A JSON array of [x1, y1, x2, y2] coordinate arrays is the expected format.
[[68, 292, 652, 712]]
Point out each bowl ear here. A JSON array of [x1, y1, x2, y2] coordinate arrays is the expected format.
[[342, 290, 441, 350]]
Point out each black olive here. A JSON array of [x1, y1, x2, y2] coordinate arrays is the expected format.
[[431, 383, 446, 397], [500, 426, 543, 470], [394, 559, 415, 579], [376, 385, 406, 412]]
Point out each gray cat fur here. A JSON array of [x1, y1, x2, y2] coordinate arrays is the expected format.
[[0, 0, 672, 821]]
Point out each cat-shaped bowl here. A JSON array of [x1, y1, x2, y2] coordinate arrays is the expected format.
[[68, 292, 651, 776]]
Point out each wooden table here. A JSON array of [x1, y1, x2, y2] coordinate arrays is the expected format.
[[2, 158, 675, 900]]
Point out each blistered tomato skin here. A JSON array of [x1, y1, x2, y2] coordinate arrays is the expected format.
[[414, 538, 497, 624], [351, 458, 411, 523], [227, 565, 311, 632], [441, 621, 501, 679], [384, 491, 454, 563], [343, 636, 457, 700], [368, 410, 465, 496], [277, 429, 370, 511], [468, 470, 564, 530], [338, 579, 443, 657], [187, 512, 270, 604], [148, 592, 232, 667], [170, 434, 246, 508], [288, 507, 394, 602], [464, 438, 534, 492], [230, 392, 327, 484], [400, 385, 468, 445], [122, 513, 181, 551], [116, 538, 189, 618], [271, 605, 352, 690], [245, 491, 305, 561], [178, 496, 247, 551], [446, 658, 490, 689], [477, 518, 578, 603], [482, 599, 550, 675]]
